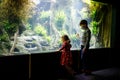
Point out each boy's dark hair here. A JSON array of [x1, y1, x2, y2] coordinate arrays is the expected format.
[[79, 19, 88, 25]]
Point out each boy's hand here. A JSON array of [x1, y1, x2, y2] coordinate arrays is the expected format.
[[76, 33, 80, 38]]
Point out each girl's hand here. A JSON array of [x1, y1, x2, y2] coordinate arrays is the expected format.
[[58, 50, 61, 52], [59, 50, 62, 52], [56, 50, 60, 54]]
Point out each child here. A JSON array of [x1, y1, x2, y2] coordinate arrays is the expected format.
[[79, 20, 91, 75], [59, 34, 76, 77]]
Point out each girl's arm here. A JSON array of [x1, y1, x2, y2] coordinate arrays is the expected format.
[[59, 42, 66, 51]]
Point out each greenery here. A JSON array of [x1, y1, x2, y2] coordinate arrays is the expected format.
[[54, 11, 66, 30], [0, 33, 8, 42], [90, 21, 99, 36], [60, 30, 68, 36], [25, 23, 32, 30], [0, 0, 33, 54], [39, 11, 50, 23], [44, 36, 51, 43], [34, 25, 47, 36], [3, 20, 18, 36]]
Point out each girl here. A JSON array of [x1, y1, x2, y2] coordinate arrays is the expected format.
[[59, 34, 76, 77]]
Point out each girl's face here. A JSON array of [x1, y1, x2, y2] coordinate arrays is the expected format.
[[61, 37, 65, 42]]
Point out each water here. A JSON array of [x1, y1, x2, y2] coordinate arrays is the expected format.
[[0, 0, 112, 55]]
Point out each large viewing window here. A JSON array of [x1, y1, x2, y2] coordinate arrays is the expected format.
[[0, 0, 112, 54]]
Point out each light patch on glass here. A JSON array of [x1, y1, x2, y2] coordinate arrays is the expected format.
[[31, 0, 40, 5]]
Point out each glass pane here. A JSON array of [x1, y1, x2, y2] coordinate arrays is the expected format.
[[0, 0, 112, 55]]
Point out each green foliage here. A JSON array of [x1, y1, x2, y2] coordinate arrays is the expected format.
[[90, 10, 96, 19], [89, 2, 100, 36], [34, 25, 51, 43], [3, 20, 17, 35], [60, 30, 68, 35], [0, 0, 33, 41], [34, 25, 47, 36], [54, 11, 66, 29], [39, 11, 50, 23], [25, 23, 32, 30], [44, 36, 51, 42], [0, 20, 15, 42], [90, 21, 99, 35], [0, 33, 8, 42]]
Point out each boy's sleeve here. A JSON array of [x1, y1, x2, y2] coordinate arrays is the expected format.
[[85, 30, 91, 48]]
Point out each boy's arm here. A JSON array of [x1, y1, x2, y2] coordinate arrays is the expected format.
[[84, 30, 91, 49]]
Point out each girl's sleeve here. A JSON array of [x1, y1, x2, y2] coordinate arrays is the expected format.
[[59, 43, 66, 51]]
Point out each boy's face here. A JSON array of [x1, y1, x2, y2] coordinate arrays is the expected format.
[[80, 24, 86, 29]]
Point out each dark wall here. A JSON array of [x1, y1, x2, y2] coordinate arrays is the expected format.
[[0, 48, 119, 80], [92, 0, 117, 6], [31, 48, 119, 79], [0, 55, 29, 79], [114, 8, 120, 48]]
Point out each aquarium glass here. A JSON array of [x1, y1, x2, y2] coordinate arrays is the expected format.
[[0, 0, 112, 55]]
